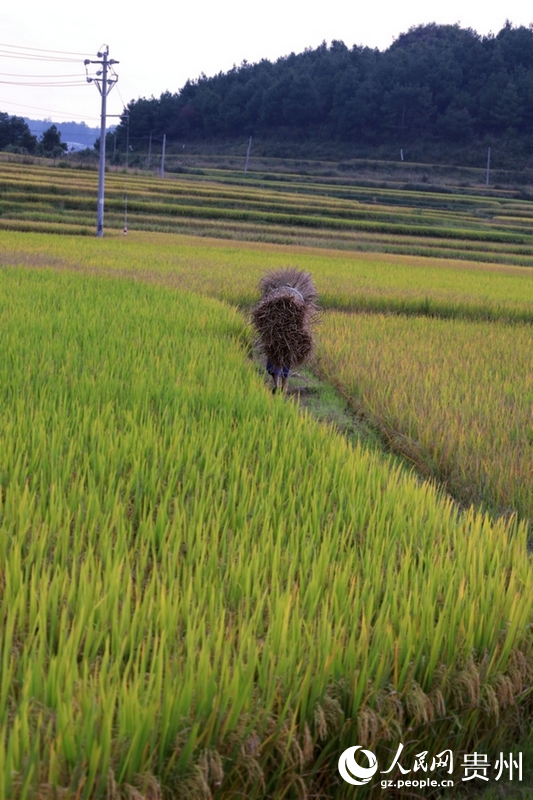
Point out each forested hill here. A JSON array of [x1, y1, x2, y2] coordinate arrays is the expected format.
[[113, 22, 532, 163]]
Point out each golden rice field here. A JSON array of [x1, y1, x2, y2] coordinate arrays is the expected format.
[[1, 156, 533, 799], [2, 227, 533, 322], [317, 312, 533, 521]]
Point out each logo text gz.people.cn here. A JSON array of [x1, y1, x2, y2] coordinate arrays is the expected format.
[[338, 744, 522, 787]]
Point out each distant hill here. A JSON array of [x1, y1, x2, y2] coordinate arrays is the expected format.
[[24, 119, 102, 151]]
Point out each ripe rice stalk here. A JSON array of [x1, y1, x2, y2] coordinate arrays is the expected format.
[[316, 310, 533, 520]]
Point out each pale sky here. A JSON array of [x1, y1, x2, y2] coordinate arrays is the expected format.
[[1, 1, 531, 128]]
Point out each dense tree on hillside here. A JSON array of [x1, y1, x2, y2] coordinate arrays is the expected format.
[[113, 22, 532, 156], [0, 113, 37, 153], [38, 125, 68, 157]]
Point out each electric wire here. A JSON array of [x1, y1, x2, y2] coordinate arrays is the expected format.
[[0, 42, 93, 56], [0, 72, 86, 78], [0, 97, 100, 121], [0, 80, 88, 86], [0, 42, 120, 168], [0, 43, 89, 86], [0, 44, 92, 68], [0, 52, 86, 64]]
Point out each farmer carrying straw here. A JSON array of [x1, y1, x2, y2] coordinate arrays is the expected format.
[[251, 268, 319, 394]]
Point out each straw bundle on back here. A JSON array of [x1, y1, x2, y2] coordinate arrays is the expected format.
[[259, 268, 318, 307], [251, 269, 318, 387]]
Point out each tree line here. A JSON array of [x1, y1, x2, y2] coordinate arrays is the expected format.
[[111, 22, 532, 157], [0, 116, 68, 157]]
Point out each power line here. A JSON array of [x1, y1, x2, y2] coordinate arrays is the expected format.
[[0, 42, 89, 58], [0, 42, 92, 56], [0, 80, 88, 86], [115, 84, 127, 114], [0, 52, 85, 64], [0, 71, 87, 78], [0, 98, 100, 122]]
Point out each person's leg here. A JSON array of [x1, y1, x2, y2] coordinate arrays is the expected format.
[[267, 361, 281, 393]]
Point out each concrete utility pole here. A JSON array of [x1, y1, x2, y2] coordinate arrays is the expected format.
[[85, 46, 119, 237], [160, 134, 166, 178], [244, 136, 252, 175]]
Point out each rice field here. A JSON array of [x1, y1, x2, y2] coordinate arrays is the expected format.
[[317, 311, 533, 522], [1, 157, 533, 798], [2, 227, 533, 520], [0, 157, 532, 265], [2, 227, 533, 322], [1, 264, 532, 800]]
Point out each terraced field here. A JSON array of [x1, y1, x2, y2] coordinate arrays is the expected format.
[[1, 156, 532, 265]]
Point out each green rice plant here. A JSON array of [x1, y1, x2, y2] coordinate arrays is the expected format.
[[1, 263, 533, 798]]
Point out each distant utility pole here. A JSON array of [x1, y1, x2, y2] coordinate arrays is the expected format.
[[160, 134, 166, 178], [244, 136, 252, 175], [85, 46, 119, 237], [486, 147, 491, 187]]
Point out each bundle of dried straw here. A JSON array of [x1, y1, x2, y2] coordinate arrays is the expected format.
[[251, 268, 319, 372]]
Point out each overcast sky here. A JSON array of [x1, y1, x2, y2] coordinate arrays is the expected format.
[[1, 0, 531, 131]]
